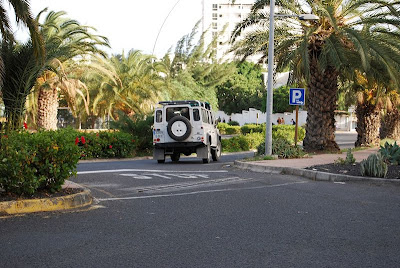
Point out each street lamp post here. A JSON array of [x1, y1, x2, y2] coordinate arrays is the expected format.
[[265, 0, 275, 155], [264, 4, 319, 155]]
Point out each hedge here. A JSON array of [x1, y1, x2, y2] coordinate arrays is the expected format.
[[0, 129, 80, 195]]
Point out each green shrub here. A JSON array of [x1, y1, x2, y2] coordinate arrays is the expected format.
[[217, 123, 241, 135], [0, 129, 80, 195], [256, 138, 305, 159], [225, 126, 241, 135], [241, 124, 264, 135], [217, 122, 229, 134], [74, 130, 136, 159], [221, 132, 264, 152], [335, 149, 356, 165], [228, 120, 240, 126], [379, 141, 400, 165], [272, 139, 305, 158], [222, 135, 250, 152], [110, 112, 153, 154], [360, 153, 388, 178], [272, 124, 305, 144]]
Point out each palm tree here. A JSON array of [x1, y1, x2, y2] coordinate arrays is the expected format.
[[1, 41, 44, 130], [0, 0, 44, 74], [34, 9, 109, 130], [380, 90, 400, 141], [105, 50, 164, 117], [352, 71, 384, 147], [231, 0, 400, 152]]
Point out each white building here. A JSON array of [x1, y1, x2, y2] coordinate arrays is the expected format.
[[202, 0, 264, 62]]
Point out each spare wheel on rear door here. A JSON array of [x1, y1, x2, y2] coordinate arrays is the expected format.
[[167, 116, 192, 141]]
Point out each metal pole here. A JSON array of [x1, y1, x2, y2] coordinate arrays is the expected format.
[[265, 0, 275, 155], [294, 105, 299, 145]]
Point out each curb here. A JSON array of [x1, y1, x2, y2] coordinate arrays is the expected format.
[[234, 160, 400, 186], [0, 188, 93, 215]]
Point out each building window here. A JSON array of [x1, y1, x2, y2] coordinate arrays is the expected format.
[[212, 4, 217, 10], [212, 32, 217, 38], [212, 13, 218, 20], [212, 22, 217, 29]]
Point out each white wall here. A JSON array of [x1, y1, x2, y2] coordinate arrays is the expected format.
[[216, 108, 307, 126], [216, 108, 356, 131]]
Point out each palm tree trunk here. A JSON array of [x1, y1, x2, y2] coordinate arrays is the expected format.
[[303, 59, 340, 152], [380, 109, 400, 141], [37, 87, 58, 130], [355, 102, 380, 147]]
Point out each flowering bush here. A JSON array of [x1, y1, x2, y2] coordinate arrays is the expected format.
[[71, 130, 136, 159], [0, 129, 80, 195]]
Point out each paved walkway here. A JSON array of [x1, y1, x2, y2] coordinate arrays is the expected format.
[[235, 147, 400, 186], [250, 147, 379, 169]]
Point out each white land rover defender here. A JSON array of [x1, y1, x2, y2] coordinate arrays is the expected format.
[[153, 100, 222, 163]]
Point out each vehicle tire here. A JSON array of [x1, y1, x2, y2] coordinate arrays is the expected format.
[[167, 116, 192, 141], [211, 140, 221, 161], [202, 144, 211, 164], [157, 159, 165, 164], [171, 153, 180, 162]]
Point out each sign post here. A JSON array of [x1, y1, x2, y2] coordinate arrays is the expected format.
[[289, 88, 305, 146]]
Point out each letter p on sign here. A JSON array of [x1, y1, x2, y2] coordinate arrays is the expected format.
[[289, 88, 305, 105]]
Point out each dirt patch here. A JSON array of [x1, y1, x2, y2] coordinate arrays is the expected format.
[[306, 163, 400, 180]]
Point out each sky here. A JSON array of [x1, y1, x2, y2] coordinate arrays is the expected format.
[[13, 0, 203, 58]]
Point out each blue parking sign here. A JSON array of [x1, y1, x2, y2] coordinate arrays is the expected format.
[[289, 88, 305, 105]]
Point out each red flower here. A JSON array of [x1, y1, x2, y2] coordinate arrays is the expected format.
[[81, 136, 86, 145], [109, 145, 113, 149], [75, 137, 80, 145], [96, 133, 99, 137], [132, 139, 135, 143], [23, 122, 28, 129]]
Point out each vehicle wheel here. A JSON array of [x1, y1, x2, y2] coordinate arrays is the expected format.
[[171, 153, 180, 162], [167, 116, 192, 141], [202, 144, 211, 164], [211, 140, 221, 161], [157, 159, 165, 164]]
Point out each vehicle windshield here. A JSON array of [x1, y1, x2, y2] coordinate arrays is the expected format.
[[166, 107, 190, 121]]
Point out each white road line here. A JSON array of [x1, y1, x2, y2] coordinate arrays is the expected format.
[[97, 181, 308, 202], [77, 169, 229, 175]]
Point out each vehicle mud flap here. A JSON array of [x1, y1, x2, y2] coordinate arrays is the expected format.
[[198, 144, 211, 163], [196, 145, 209, 159], [153, 148, 165, 160]]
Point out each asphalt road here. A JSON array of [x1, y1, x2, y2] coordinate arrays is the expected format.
[[1, 151, 400, 268]]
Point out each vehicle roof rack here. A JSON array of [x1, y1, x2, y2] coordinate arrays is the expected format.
[[158, 100, 211, 110]]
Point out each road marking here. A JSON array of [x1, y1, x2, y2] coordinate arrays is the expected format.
[[119, 177, 249, 193], [119, 174, 153, 180], [97, 181, 308, 202], [77, 169, 229, 175], [118, 173, 212, 180]]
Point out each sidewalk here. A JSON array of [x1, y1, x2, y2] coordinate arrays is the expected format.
[[249, 147, 379, 169], [234, 147, 400, 186]]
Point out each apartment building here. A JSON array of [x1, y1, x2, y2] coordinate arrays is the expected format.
[[202, 0, 263, 62]]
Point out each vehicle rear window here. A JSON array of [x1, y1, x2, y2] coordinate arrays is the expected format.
[[202, 109, 209, 124], [193, 109, 200, 121], [166, 107, 190, 122], [156, 110, 162, 123]]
